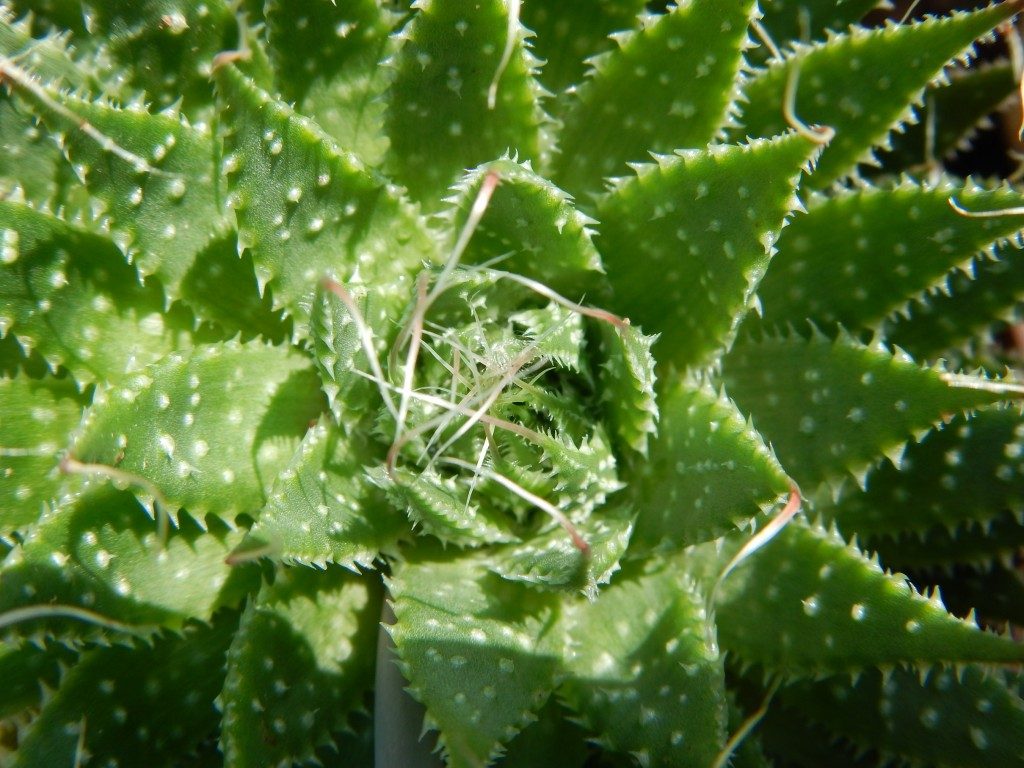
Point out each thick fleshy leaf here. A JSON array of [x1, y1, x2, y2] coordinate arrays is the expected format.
[[629, 379, 791, 553], [780, 666, 1024, 768], [0, 201, 205, 383], [385, 0, 548, 204], [824, 407, 1024, 541], [0, 485, 257, 641], [70, 341, 324, 521], [597, 133, 820, 369], [554, 0, 756, 196], [723, 329, 1022, 490], [178, 233, 290, 344], [709, 521, 1024, 676], [219, 567, 381, 768], [495, 697, 593, 768], [79, 0, 235, 114], [756, 0, 879, 53], [881, 61, 1017, 171], [378, 466, 519, 547], [867, 508, 1024, 573], [561, 560, 727, 766], [758, 179, 1024, 331], [0, 372, 84, 535], [521, 0, 646, 97], [12, 612, 236, 768], [264, 0, 396, 166], [448, 159, 605, 297], [884, 243, 1024, 360], [215, 64, 438, 332], [488, 501, 633, 597], [0, 641, 69, 720], [388, 551, 563, 768], [4, 87, 226, 297], [245, 418, 406, 569], [735, 4, 1015, 188], [597, 322, 658, 457]]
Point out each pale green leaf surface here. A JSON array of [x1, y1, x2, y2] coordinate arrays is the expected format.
[[79, 0, 235, 114], [389, 551, 563, 768], [0, 372, 84, 535], [246, 418, 406, 569], [707, 521, 1024, 676], [13, 613, 235, 768], [488, 502, 633, 596], [264, 0, 396, 165], [71, 341, 324, 521], [385, 0, 547, 204], [597, 322, 658, 456], [723, 330, 1018, 490], [220, 567, 381, 768], [735, 5, 1016, 188], [597, 132, 819, 370], [449, 159, 605, 297], [560, 560, 727, 767], [758, 180, 1024, 331], [0, 200, 208, 384], [216, 64, 437, 333], [629, 380, 790, 554], [555, 0, 756, 196], [6, 88, 226, 297], [780, 666, 1024, 768], [0, 485, 256, 640]]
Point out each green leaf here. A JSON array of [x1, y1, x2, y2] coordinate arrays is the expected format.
[[0, 200, 205, 383], [385, 0, 548, 204], [389, 551, 563, 768], [723, 329, 1021, 491], [757, 179, 1024, 332], [710, 521, 1024, 676], [264, 0, 396, 165], [881, 61, 1018, 171], [780, 666, 1024, 768], [866, 508, 1024, 573], [4, 87, 226, 298], [0, 371, 85, 535], [521, 0, 646, 97], [0, 98, 64, 204], [0, 485, 257, 640], [79, 0, 236, 115], [378, 466, 519, 547], [734, 4, 1016, 188], [245, 417, 406, 569], [219, 567, 382, 768], [495, 697, 594, 768], [13, 612, 236, 768], [560, 559, 727, 767], [448, 159, 605, 297], [823, 407, 1024, 541], [554, 0, 756, 196], [215, 64, 438, 332], [0, 641, 69, 720], [883, 243, 1024, 361], [756, 0, 879, 52], [597, 322, 658, 456], [596, 133, 820, 370], [71, 341, 324, 521], [488, 501, 634, 597], [629, 379, 791, 553], [178, 233, 291, 344]]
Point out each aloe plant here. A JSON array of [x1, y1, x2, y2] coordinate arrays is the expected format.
[[2, 0, 1024, 765]]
